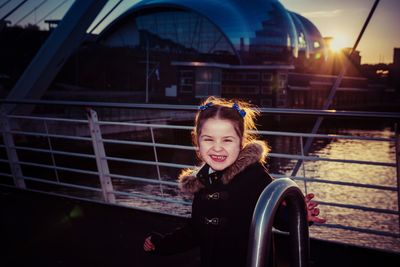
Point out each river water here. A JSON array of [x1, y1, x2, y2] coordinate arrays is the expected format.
[[277, 128, 399, 253]]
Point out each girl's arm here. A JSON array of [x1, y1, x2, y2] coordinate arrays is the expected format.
[[143, 197, 200, 255], [147, 223, 198, 255]]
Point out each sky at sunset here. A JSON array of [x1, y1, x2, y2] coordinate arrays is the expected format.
[[281, 0, 400, 64], [1, 0, 399, 64]]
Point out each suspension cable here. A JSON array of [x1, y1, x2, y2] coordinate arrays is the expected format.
[[0, 0, 13, 11], [0, 0, 28, 20], [88, 0, 125, 34], [14, 0, 47, 25], [35, 0, 70, 26]]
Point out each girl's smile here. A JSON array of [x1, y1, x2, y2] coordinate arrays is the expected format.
[[210, 155, 227, 162], [198, 118, 241, 171]]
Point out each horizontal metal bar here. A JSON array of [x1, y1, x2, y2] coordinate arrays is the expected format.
[[2, 116, 394, 144], [0, 159, 10, 163], [102, 139, 393, 168], [258, 107, 400, 119], [111, 189, 191, 205], [1, 99, 199, 111], [269, 152, 395, 167], [316, 200, 398, 215], [14, 145, 96, 159], [256, 130, 394, 142], [23, 175, 103, 192], [104, 156, 194, 169], [7, 131, 395, 165], [100, 122, 392, 142], [0, 172, 12, 177], [97, 120, 193, 130], [272, 174, 397, 192], [18, 161, 99, 176], [7, 132, 394, 168], [6, 114, 88, 124], [102, 139, 196, 151], [19, 162, 394, 214], [9, 130, 92, 141], [110, 173, 179, 187], [315, 223, 400, 238], [3, 118, 394, 143], [2, 99, 399, 119]]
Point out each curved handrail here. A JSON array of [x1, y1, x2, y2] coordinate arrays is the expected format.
[[247, 178, 309, 267]]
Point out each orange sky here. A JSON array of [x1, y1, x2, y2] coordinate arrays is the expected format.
[[281, 0, 400, 64]]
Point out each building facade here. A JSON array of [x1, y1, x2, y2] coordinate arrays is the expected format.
[[52, 0, 326, 106], [92, 0, 324, 106]]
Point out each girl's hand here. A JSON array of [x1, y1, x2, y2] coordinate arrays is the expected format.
[[143, 236, 155, 252], [305, 193, 326, 224]]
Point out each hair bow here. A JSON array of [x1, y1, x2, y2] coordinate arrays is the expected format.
[[199, 102, 214, 111], [232, 103, 246, 117]]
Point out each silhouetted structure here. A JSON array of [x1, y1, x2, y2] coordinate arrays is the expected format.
[[393, 48, 400, 93]]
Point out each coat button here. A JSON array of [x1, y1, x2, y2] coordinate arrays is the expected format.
[[204, 217, 219, 225], [206, 192, 220, 200]]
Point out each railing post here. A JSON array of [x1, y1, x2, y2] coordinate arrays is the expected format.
[[299, 136, 308, 194], [150, 127, 164, 196], [395, 123, 400, 232], [43, 120, 60, 182], [0, 113, 26, 189], [87, 108, 115, 204], [247, 178, 309, 267]]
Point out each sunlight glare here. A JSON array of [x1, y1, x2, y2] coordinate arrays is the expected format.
[[330, 35, 348, 52]]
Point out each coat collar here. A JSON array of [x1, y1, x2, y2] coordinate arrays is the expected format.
[[178, 140, 269, 194]]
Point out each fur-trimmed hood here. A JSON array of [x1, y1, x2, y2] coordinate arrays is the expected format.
[[178, 140, 269, 194]]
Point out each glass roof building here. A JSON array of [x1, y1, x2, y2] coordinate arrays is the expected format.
[[99, 0, 326, 64], [60, 0, 326, 106]]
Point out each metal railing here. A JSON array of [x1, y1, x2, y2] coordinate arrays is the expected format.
[[0, 99, 399, 246], [247, 178, 309, 267]]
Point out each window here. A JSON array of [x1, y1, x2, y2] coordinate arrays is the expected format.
[[180, 70, 194, 93], [195, 68, 221, 98], [262, 72, 273, 81]]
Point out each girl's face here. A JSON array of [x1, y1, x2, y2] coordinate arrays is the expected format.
[[198, 118, 241, 171]]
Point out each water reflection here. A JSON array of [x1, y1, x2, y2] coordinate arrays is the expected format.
[[276, 128, 398, 252]]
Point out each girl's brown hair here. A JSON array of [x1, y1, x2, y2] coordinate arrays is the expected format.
[[192, 96, 260, 149]]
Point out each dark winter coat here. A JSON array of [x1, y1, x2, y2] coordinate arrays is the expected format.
[[150, 140, 284, 267]]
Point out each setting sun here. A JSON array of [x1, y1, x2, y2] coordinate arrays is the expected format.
[[330, 35, 349, 52]]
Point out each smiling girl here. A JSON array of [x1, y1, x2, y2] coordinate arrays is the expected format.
[[143, 96, 325, 267]]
